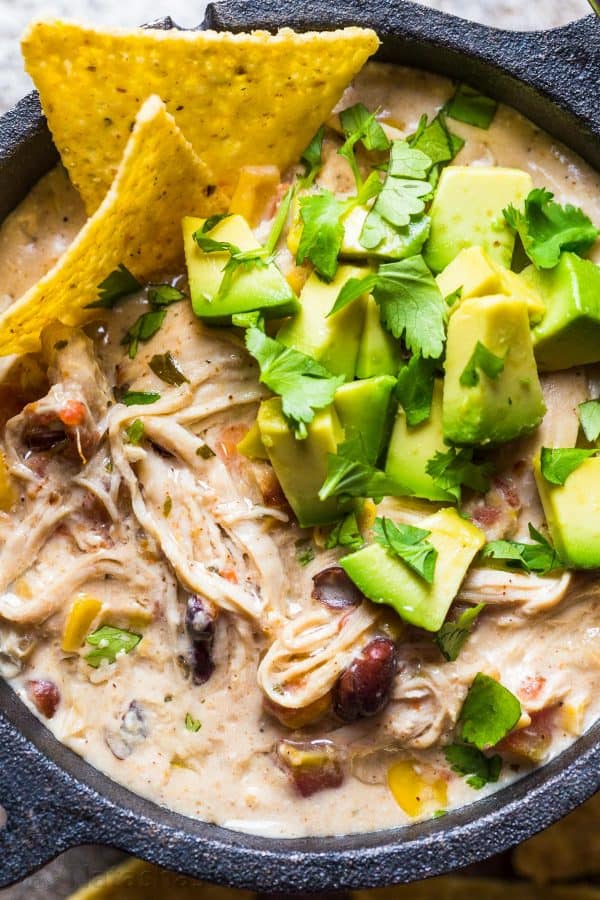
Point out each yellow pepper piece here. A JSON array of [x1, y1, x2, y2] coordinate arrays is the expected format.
[[62, 594, 102, 652], [286, 264, 309, 296], [229, 165, 280, 227], [0, 453, 16, 512], [388, 759, 447, 818]]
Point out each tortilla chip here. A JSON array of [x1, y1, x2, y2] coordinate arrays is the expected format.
[[513, 792, 600, 883], [21, 19, 379, 212], [0, 95, 225, 356], [355, 877, 600, 899]]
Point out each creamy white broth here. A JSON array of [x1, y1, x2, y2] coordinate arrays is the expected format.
[[0, 63, 598, 838]]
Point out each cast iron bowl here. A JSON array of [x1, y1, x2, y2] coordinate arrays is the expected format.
[[0, 0, 599, 890]]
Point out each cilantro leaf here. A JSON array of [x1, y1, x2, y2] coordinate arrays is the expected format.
[[86, 264, 142, 309], [426, 447, 494, 503], [319, 438, 399, 501], [459, 341, 505, 388], [339, 103, 390, 187], [481, 522, 563, 575], [503, 188, 599, 269], [540, 446, 597, 485], [85, 625, 141, 668], [374, 257, 447, 359], [122, 309, 166, 359], [373, 516, 437, 584], [446, 84, 498, 129], [185, 713, 202, 732], [147, 284, 186, 307], [264, 184, 296, 256], [444, 743, 502, 789], [125, 419, 145, 445], [300, 125, 325, 188], [578, 399, 600, 443], [436, 603, 485, 661], [201, 213, 231, 233], [325, 512, 364, 551], [245, 327, 343, 439], [459, 672, 521, 750], [328, 272, 380, 317], [395, 353, 438, 427], [149, 351, 189, 386], [192, 228, 270, 299], [296, 190, 347, 281], [120, 391, 161, 406], [409, 112, 464, 187]]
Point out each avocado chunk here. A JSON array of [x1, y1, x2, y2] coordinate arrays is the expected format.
[[437, 246, 545, 323], [237, 421, 268, 460], [341, 206, 430, 261], [183, 215, 299, 322], [355, 296, 403, 378], [443, 295, 545, 445], [534, 455, 600, 568], [424, 167, 533, 273], [277, 265, 369, 381], [341, 508, 485, 631], [257, 397, 350, 527], [523, 253, 600, 371], [385, 380, 455, 502], [334, 375, 396, 465]]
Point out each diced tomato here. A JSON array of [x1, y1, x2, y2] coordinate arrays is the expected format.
[[59, 400, 87, 427]]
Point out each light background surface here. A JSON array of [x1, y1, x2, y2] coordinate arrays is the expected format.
[[0, 0, 594, 896]]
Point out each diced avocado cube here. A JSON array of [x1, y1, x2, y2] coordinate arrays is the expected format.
[[436, 246, 545, 323], [277, 265, 369, 381], [340, 206, 430, 261], [334, 376, 396, 465], [385, 380, 455, 502], [341, 508, 485, 631], [183, 215, 299, 322], [534, 455, 600, 568], [257, 397, 351, 527], [443, 295, 545, 445], [424, 167, 533, 273], [523, 253, 600, 371], [356, 296, 403, 379], [237, 421, 269, 460]]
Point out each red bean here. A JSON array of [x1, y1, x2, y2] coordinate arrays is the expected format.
[[312, 566, 364, 610], [333, 636, 398, 722], [185, 595, 216, 685], [276, 738, 344, 797], [27, 679, 60, 719]]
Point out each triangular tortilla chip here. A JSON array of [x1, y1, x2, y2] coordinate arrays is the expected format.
[[0, 95, 226, 356], [22, 19, 379, 212]]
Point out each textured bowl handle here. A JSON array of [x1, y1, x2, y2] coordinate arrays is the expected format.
[[202, 0, 600, 168]]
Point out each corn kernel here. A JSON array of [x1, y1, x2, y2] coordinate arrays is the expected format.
[[62, 594, 102, 652], [560, 700, 588, 736], [388, 760, 447, 818], [229, 165, 280, 227], [286, 265, 309, 296], [0, 453, 16, 512]]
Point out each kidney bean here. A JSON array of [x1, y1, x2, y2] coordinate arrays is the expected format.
[[27, 679, 60, 719], [185, 595, 216, 685], [105, 700, 148, 760], [22, 424, 67, 452], [333, 636, 398, 722], [311, 566, 364, 610], [276, 738, 344, 797]]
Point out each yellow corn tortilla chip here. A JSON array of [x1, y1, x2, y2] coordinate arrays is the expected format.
[[0, 95, 226, 356], [513, 792, 600, 883], [21, 19, 379, 212], [355, 877, 600, 899]]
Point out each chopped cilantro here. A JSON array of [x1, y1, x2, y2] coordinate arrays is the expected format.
[[201, 213, 231, 233], [149, 351, 189, 386], [446, 84, 498, 129], [481, 523, 563, 575], [192, 228, 269, 300], [325, 512, 364, 551], [125, 419, 145, 445], [459, 341, 505, 388], [300, 125, 325, 188], [436, 603, 485, 661], [578, 399, 600, 443], [147, 284, 186, 306], [85, 625, 141, 668], [395, 353, 438, 427], [245, 326, 343, 439], [163, 495, 172, 517], [196, 443, 216, 459], [86, 264, 142, 309], [459, 672, 521, 750], [426, 447, 494, 503], [540, 446, 598, 485], [445, 286, 463, 307], [232, 311, 264, 330], [319, 438, 399, 502], [185, 713, 202, 732], [373, 516, 437, 584], [444, 743, 502, 790], [122, 309, 166, 359], [121, 391, 161, 407], [503, 187, 599, 269], [295, 540, 315, 567], [433, 809, 447, 818]]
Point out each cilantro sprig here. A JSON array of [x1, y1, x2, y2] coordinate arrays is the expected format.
[[444, 743, 502, 790], [426, 447, 494, 503], [436, 603, 485, 661], [300, 125, 325, 188], [338, 102, 390, 188], [503, 188, 599, 270], [459, 673, 521, 750], [395, 354, 439, 427], [85, 625, 141, 668], [373, 516, 437, 584], [325, 512, 364, 552], [446, 84, 498, 129], [540, 446, 598, 486], [319, 438, 399, 502], [460, 341, 505, 388], [409, 111, 464, 187], [481, 523, 563, 575], [86, 264, 142, 309]]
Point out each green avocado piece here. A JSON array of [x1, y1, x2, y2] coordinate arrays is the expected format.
[[277, 265, 369, 381], [424, 167, 533, 273], [183, 215, 299, 322], [385, 380, 455, 502], [341, 508, 485, 631], [334, 375, 396, 465], [355, 296, 403, 378], [341, 206, 430, 261], [443, 294, 545, 445], [534, 455, 600, 568], [523, 253, 600, 371], [237, 421, 269, 460], [257, 397, 350, 527]]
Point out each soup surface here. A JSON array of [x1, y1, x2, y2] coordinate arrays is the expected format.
[[0, 63, 599, 837]]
